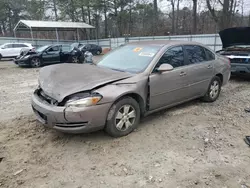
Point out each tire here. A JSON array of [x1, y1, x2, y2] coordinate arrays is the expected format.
[[71, 56, 80, 63], [0, 54, 2, 60], [96, 50, 101, 55], [202, 76, 222, 102], [105, 97, 140, 137], [30, 57, 41, 68]]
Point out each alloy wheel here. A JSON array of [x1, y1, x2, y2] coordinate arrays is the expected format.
[[72, 56, 79, 63], [31, 58, 41, 67], [115, 105, 136, 131], [209, 80, 219, 99]]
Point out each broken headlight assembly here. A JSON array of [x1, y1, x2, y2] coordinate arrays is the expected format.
[[65, 93, 102, 107]]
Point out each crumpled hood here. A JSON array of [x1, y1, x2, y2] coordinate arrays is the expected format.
[[39, 64, 132, 102], [219, 27, 250, 49]]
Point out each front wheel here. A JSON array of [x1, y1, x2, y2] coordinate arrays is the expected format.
[[30, 57, 41, 68], [105, 97, 140, 137], [71, 56, 80, 63], [202, 76, 222, 102]]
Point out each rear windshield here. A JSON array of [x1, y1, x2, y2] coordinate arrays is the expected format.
[[97, 45, 161, 73]]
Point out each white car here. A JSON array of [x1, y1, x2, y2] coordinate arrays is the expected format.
[[0, 43, 34, 59]]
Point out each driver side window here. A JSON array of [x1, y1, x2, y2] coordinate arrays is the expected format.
[[155, 46, 184, 71], [48, 46, 60, 52]]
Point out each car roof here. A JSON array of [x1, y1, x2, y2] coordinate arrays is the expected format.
[[128, 40, 203, 46], [3, 42, 32, 45]]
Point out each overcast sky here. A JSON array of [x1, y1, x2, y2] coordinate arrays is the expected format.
[[158, 0, 250, 15]]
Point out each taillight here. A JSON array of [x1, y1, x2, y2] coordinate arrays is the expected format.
[[31, 47, 36, 52], [227, 57, 231, 65]]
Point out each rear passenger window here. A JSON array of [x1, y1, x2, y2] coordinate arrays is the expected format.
[[13, 44, 28, 48], [204, 48, 215, 60], [4, 44, 13, 48], [156, 46, 184, 69], [184, 45, 207, 64]]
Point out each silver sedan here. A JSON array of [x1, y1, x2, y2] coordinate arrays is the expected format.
[[32, 40, 231, 137]]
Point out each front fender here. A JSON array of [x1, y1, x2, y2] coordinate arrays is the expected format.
[[95, 78, 148, 108]]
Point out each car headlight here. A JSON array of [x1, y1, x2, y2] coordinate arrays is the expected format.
[[22, 55, 30, 59], [66, 95, 102, 107]]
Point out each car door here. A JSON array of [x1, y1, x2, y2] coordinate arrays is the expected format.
[[183, 45, 214, 97], [42, 45, 61, 64], [0, 44, 14, 57], [149, 46, 190, 110], [60, 45, 71, 62]]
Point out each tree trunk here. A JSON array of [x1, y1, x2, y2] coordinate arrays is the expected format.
[[192, 0, 197, 34], [129, 0, 132, 35], [103, 0, 108, 38], [87, 4, 92, 38], [52, 0, 58, 21], [8, 8, 12, 35], [153, 0, 158, 35], [176, 0, 180, 34], [220, 0, 230, 30], [113, 0, 119, 37], [81, 6, 87, 39], [70, 0, 75, 22], [171, 0, 175, 35]]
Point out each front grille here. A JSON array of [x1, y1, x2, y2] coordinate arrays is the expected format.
[[36, 89, 58, 105], [230, 58, 250, 64]]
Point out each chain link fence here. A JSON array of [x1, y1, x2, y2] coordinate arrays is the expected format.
[[0, 34, 222, 51]]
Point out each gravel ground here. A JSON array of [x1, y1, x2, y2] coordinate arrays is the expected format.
[[0, 60, 250, 188]]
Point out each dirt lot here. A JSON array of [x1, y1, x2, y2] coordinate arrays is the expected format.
[[0, 59, 250, 188]]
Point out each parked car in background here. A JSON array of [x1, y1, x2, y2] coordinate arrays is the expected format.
[[14, 44, 82, 67], [0, 43, 34, 59], [71, 42, 84, 49], [32, 40, 230, 137], [217, 27, 250, 75], [80, 44, 102, 55]]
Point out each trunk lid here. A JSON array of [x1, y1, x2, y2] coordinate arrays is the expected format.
[[38, 63, 132, 102]]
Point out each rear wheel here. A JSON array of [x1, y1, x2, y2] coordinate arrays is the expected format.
[[96, 50, 101, 55], [30, 57, 41, 68], [202, 76, 222, 102], [105, 97, 140, 137]]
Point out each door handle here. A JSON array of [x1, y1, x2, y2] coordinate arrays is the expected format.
[[180, 72, 187, 76], [207, 65, 212, 69]]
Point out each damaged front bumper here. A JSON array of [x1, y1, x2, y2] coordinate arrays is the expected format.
[[14, 58, 30, 66], [31, 93, 112, 134]]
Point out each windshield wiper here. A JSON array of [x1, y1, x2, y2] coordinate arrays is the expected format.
[[110, 68, 125, 72]]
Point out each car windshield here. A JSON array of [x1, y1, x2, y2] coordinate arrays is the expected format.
[[36, 45, 49, 52], [97, 45, 161, 73]]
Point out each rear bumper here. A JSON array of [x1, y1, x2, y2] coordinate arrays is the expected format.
[[231, 63, 250, 74], [31, 93, 112, 134]]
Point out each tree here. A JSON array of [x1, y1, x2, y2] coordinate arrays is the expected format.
[[192, 0, 197, 34], [168, 0, 176, 34], [206, 0, 237, 30], [153, 0, 158, 34]]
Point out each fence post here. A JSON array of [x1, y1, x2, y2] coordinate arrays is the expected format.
[[190, 35, 193, 41], [109, 38, 111, 49], [214, 34, 217, 51]]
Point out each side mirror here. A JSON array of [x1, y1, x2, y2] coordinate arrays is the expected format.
[[157, 64, 174, 73]]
